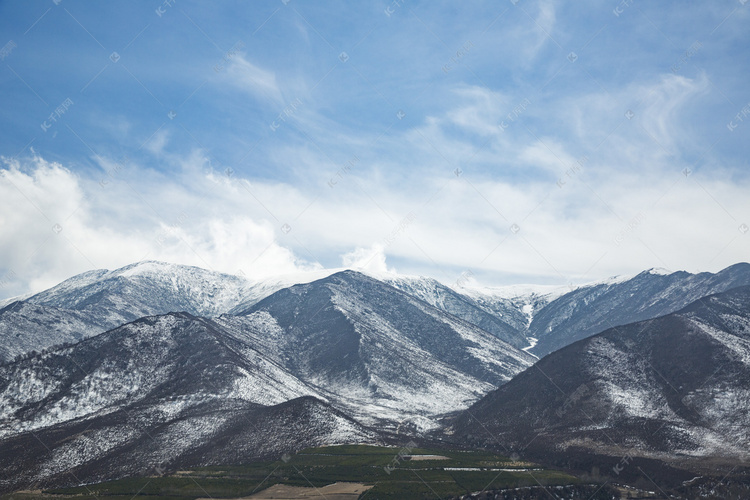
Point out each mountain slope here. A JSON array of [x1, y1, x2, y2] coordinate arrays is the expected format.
[[25, 261, 254, 321], [0, 312, 329, 438], [0, 395, 373, 493], [0, 301, 107, 363], [0, 262, 338, 364], [528, 263, 750, 356], [0, 312, 377, 492], [230, 270, 535, 431], [379, 274, 531, 349], [450, 285, 750, 466]]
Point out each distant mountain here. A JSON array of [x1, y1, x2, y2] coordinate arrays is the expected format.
[[0, 312, 377, 492], [25, 261, 257, 321], [4, 261, 750, 366], [526, 263, 750, 356], [449, 285, 750, 467], [379, 274, 533, 349], [229, 270, 535, 430], [0, 301, 106, 362], [0, 262, 336, 363]]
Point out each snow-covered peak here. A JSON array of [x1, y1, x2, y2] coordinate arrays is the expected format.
[[645, 267, 673, 276], [457, 282, 572, 301]]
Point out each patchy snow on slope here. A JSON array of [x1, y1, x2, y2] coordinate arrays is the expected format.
[[585, 337, 679, 421]]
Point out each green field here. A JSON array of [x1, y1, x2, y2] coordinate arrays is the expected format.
[[3, 445, 581, 500]]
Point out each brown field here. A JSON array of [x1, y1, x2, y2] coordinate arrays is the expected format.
[[404, 454, 449, 461], [220, 482, 372, 499]]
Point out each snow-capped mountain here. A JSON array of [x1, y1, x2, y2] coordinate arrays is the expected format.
[[526, 262, 750, 356], [226, 270, 535, 430], [449, 285, 750, 466], [4, 261, 750, 366], [0, 301, 108, 362], [0, 311, 377, 492], [0, 270, 535, 492], [377, 274, 533, 349], [0, 261, 337, 363]]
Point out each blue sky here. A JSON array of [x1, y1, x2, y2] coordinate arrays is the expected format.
[[1, 0, 749, 297]]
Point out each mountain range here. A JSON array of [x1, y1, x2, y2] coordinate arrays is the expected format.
[[5, 261, 750, 364], [1, 261, 749, 493]]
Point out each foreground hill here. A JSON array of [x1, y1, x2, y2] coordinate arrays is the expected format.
[[450, 285, 750, 470], [0, 312, 376, 492]]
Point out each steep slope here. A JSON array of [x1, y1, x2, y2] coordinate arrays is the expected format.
[[458, 283, 569, 332], [0, 313, 327, 438], [0, 312, 376, 492], [230, 270, 535, 431], [0, 301, 107, 363], [450, 285, 750, 467], [379, 274, 531, 349], [528, 263, 750, 356], [0, 396, 373, 493]]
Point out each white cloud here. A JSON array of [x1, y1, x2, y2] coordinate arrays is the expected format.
[[145, 128, 170, 156], [0, 154, 314, 298], [224, 55, 283, 105], [2, 62, 749, 300], [341, 244, 391, 273]]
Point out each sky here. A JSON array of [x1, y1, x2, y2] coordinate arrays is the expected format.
[[1, 0, 749, 298]]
